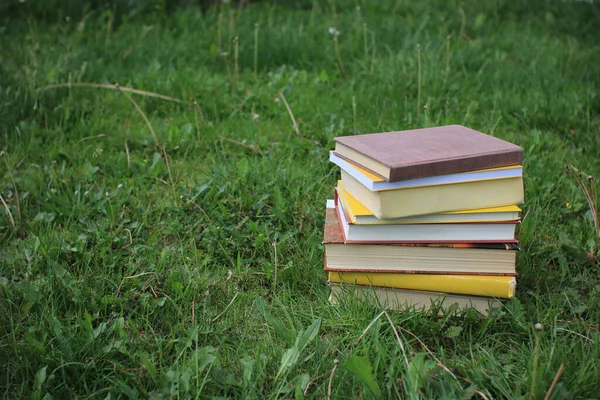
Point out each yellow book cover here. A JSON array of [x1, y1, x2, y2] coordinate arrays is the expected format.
[[328, 271, 516, 298], [336, 181, 521, 224]]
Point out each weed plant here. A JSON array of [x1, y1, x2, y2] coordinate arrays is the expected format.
[[1, 0, 599, 398]]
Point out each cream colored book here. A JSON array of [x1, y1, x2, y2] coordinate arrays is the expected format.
[[341, 169, 524, 219], [336, 181, 521, 224], [328, 283, 502, 315]]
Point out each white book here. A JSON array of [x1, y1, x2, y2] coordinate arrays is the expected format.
[[330, 151, 523, 191], [336, 198, 519, 243]]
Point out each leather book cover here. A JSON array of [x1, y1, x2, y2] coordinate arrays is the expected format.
[[334, 125, 523, 182], [323, 207, 345, 244]]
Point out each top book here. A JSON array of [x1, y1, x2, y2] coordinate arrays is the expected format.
[[333, 125, 523, 182]]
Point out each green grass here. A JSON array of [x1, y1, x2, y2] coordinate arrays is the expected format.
[[1, 0, 600, 398]]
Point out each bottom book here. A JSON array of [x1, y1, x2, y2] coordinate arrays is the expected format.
[[328, 283, 502, 315]]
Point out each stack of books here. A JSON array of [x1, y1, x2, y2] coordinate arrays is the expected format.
[[323, 125, 524, 315]]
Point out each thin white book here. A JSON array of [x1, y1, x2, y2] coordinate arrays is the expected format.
[[330, 151, 523, 191], [336, 197, 519, 243]]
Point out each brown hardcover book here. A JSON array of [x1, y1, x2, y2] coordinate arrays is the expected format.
[[334, 125, 523, 182], [323, 206, 518, 275]]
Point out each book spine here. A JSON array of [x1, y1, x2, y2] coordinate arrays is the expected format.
[[333, 151, 388, 180]]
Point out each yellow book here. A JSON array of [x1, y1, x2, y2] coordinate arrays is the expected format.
[[341, 169, 524, 219], [336, 180, 521, 224], [328, 271, 516, 298]]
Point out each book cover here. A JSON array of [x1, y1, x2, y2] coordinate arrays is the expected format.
[[334, 125, 523, 182], [328, 271, 516, 298]]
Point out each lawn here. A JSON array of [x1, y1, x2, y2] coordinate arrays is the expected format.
[[1, 0, 600, 398]]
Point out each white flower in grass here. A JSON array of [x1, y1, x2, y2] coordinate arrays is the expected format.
[[328, 27, 340, 36], [252, 113, 260, 121]]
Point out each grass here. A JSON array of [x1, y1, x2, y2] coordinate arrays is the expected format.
[[1, 0, 600, 398]]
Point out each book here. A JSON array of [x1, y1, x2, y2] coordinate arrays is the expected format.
[[323, 205, 518, 275], [334, 125, 523, 182], [330, 151, 523, 192], [328, 283, 502, 315], [336, 192, 519, 243], [336, 182, 521, 224], [328, 271, 516, 298], [341, 169, 524, 219]]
